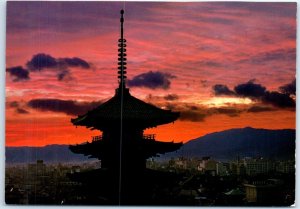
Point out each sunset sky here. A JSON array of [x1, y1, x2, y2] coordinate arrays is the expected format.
[[6, 1, 296, 147]]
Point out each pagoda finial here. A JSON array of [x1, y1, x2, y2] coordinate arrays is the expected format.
[[118, 9, 127, 89]]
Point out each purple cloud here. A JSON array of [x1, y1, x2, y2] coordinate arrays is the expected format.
[[234, 80, 266, 98], [26, 53, 91, 71], [27, 99, 102, 115], [279, 79, 296, 95], [213, 84, 235, 96], [213, 80, 295, 108], [6, 66, 30, 82], [127, 71, 176, 90]]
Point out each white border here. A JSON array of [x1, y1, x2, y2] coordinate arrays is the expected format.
[[0, 0, 298, 209]]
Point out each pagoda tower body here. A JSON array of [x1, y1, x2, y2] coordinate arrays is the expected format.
[[69, 10, 182, 205]]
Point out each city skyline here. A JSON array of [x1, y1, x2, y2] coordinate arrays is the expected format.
[[6, 1, 296, 146]]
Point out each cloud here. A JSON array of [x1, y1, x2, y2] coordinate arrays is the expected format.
[[16, 108, 29, 114], [27, 99, 102, 115], [127, 71, 176, 90], [262, 91, 295, 108], [26, 53, 57, 71], [26, 53, 91, 81], [213, 107, 241, 117], [179, 110, 207, 122], [279, 79, 296, 95], [213, 84, 235, 96], [164, 103, 243, 122], [57, 70, 72, 81], [159, 100, 285, 122], [7, 101, 30, 114], [164, 94, 179, 101], [247, 105, 274, 113], [27, 53, 91, 71], [179, 106, 241, 122], [58, 57, 90, 69], [234, 80, 266, 98], [213, 79, 295, 108], [6, 66, 30, 82]]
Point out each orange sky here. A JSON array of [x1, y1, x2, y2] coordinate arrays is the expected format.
[[6, 2, 296, 147]]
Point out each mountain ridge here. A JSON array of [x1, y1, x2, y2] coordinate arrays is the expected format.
[[163, 127, 295, 161], [6, 127, 295, 163]]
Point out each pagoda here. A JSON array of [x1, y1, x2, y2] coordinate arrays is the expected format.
[[69, 10, 182, 205]]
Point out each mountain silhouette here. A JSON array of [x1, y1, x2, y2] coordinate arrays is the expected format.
[[164, 127, 295, 161], [6, 144, 92, 164], [6, 127, 295, 164]]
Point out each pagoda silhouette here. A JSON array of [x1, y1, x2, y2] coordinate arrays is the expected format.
[[69, 10, 182, 205]]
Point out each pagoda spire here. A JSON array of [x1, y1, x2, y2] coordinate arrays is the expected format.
[[118, 9, 127, 89]]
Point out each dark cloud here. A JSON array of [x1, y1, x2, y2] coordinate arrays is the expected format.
[[26, 53, 57, 71], [59, 57, 90, 69], [164, 94, 179, 101], [179, 110, 207, 122], [213, 107, 240, 117], [127, 71, 176, 90], [279, 79, 296, 95], [7, 101, 30, 114], [262, 91, 295, 108], [25, 53, 91, 81], [27, 99, 102, 115], [178, 106, 241, 122], [213, 84, 235, 96], [6, 66, 30, 82], [175, 102, 286, 122], [16, 108, 29, 114], [57, 70, 72, 81], [247, 106, 274, 113], [213, 79, 295, 108], [27, 53, 91, 71], [165, 103, 243, 122], [234, 80, 266, 98], [161, 103, 208, 122]]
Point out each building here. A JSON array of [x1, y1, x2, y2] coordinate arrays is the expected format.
[[244, 179, 284, 205], [276, 160, 295, 174], [68, 10, 182, 205], [230, 157, 275, 176], [216, 162, 228, 176], [243, 158, 275, 176], [197, 157, 221, 175]]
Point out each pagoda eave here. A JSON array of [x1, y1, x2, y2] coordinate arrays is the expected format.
[[71, 113, 180, 130], [69, 139, 182, 159]]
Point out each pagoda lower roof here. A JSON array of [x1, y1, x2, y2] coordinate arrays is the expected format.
[[71, 88, 179, 130], [69, 139, 183, 159]]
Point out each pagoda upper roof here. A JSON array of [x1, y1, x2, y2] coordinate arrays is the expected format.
[[71, 87, 180, 130], [69, 138, 183, 159]]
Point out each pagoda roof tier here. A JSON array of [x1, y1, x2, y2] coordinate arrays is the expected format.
[[71, 88, 180, 130], [69, 139, 182, 159]]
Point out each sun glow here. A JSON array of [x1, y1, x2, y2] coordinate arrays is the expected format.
[[202, 97, 253, 107]]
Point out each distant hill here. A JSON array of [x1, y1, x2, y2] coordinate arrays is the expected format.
[[6, 127, 296, 164], [161, 127, 295, 161], [6, 144, 92, 164]]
